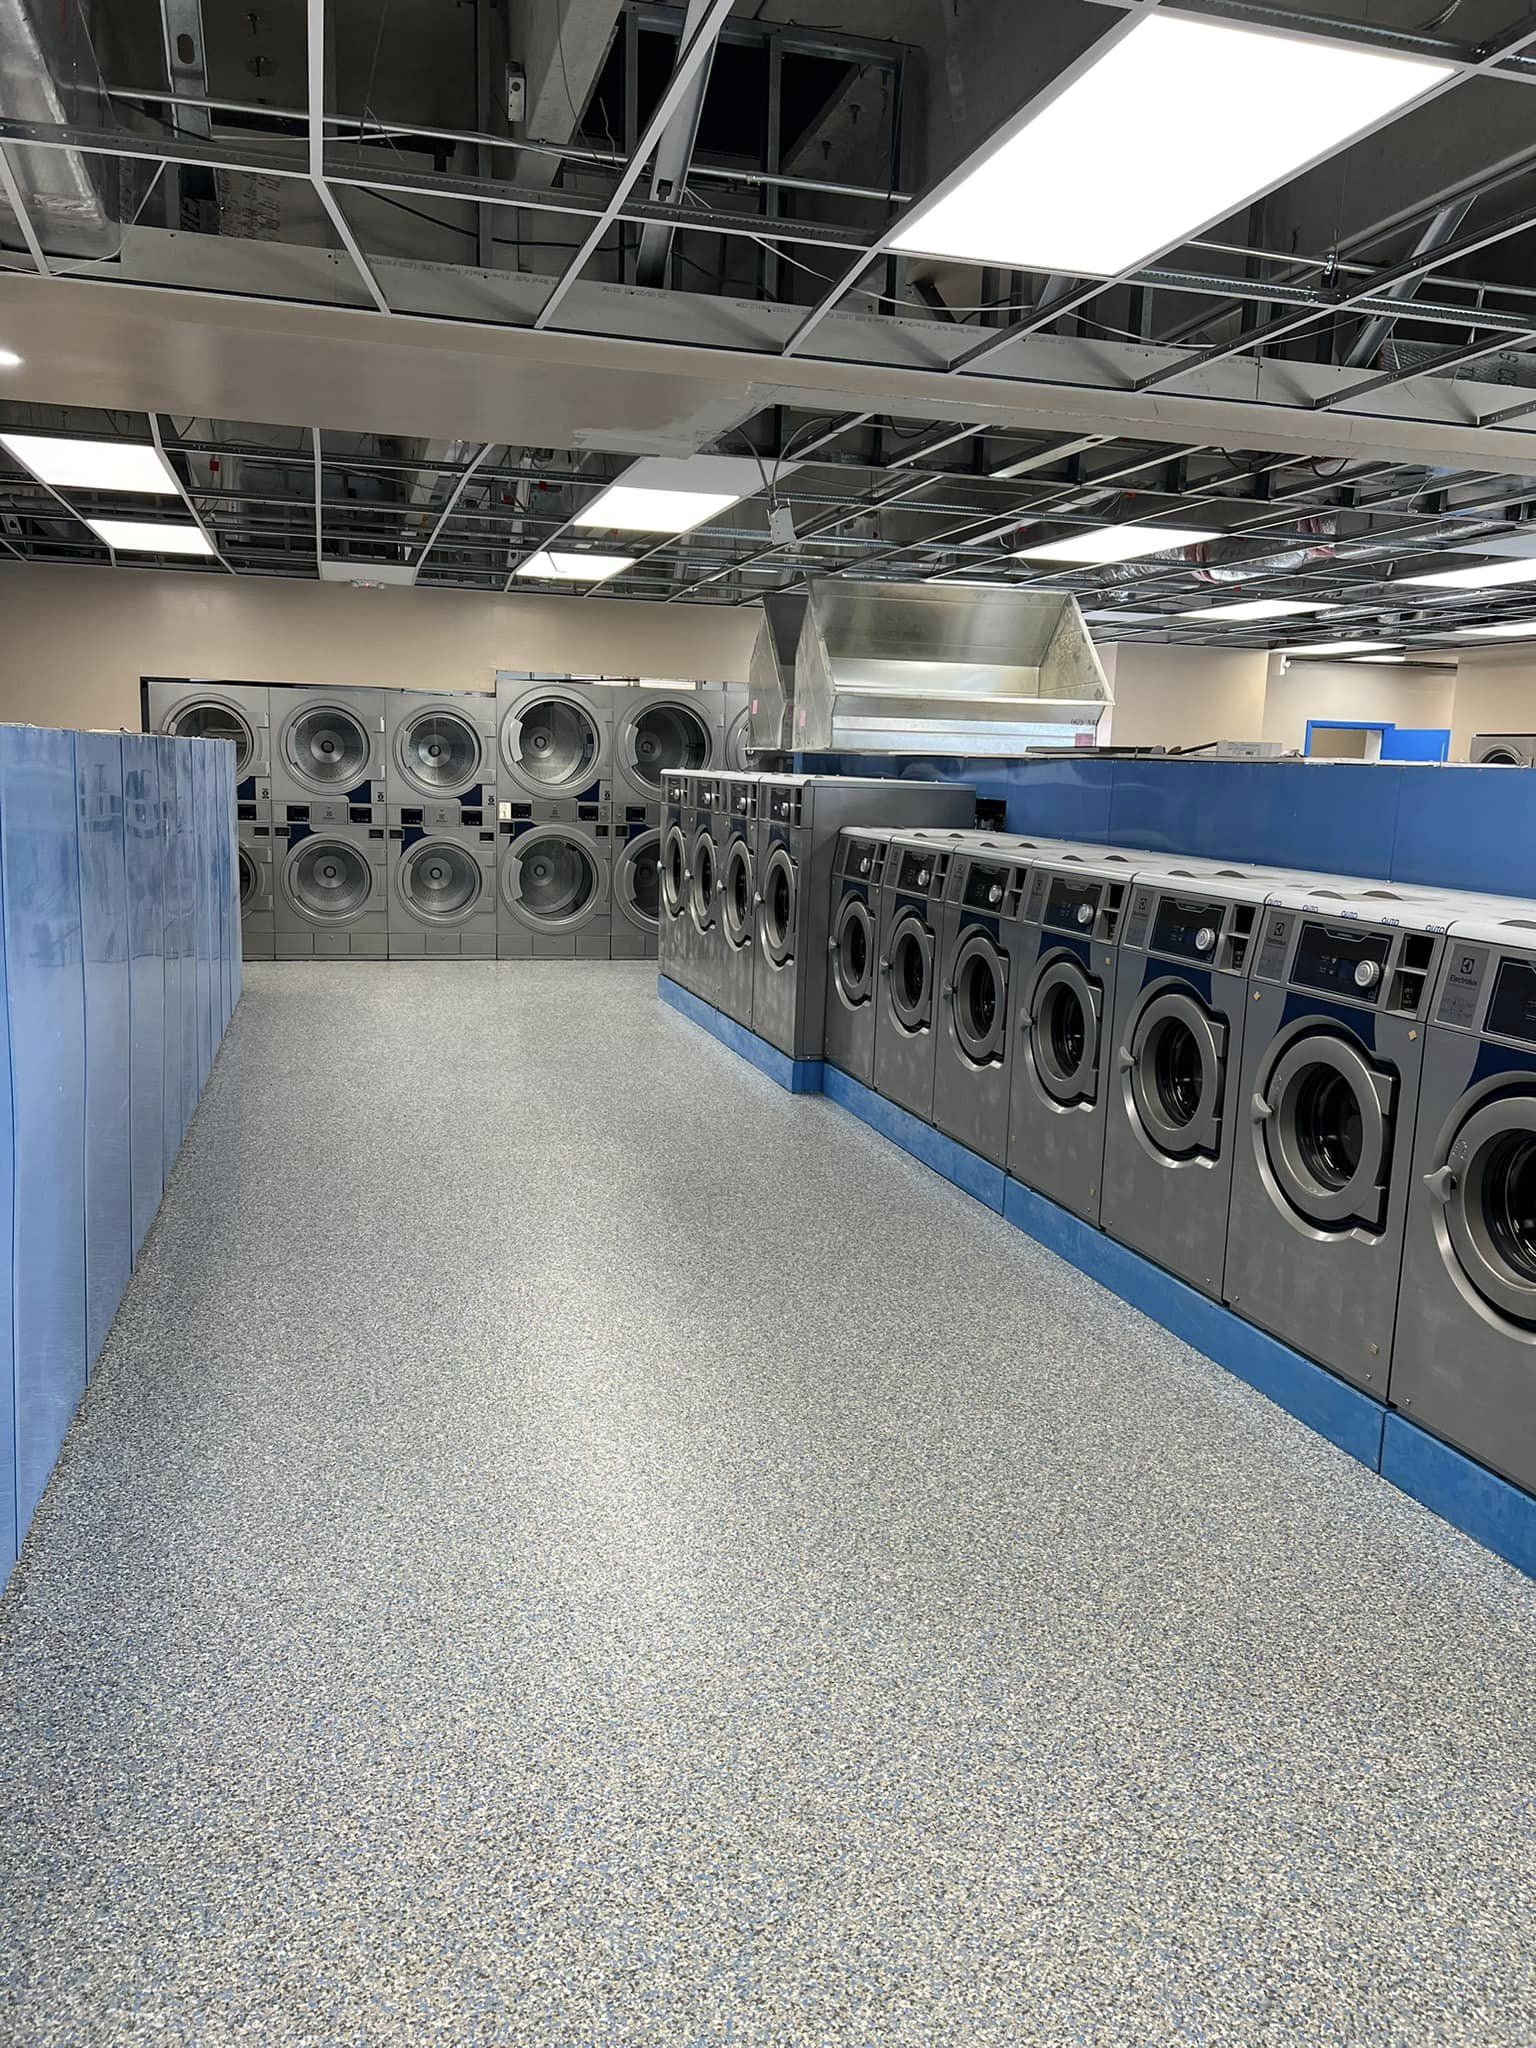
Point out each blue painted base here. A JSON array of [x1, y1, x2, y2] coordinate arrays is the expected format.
[[1001, 1178, 1387, 1471], [1381, 1413, 1536, 1581], [657, 976, 823, 1094], [822, 1064, 1007, 1212]]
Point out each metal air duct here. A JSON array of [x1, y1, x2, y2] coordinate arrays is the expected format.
[[0, 0, 118, 258]]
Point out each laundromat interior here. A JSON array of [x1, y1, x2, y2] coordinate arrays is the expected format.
[[6, 2, 1536, 2041]]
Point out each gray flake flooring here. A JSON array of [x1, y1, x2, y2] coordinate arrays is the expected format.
[[2, 962, 1534, 2048]]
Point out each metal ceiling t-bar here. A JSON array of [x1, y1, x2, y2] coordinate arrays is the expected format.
[[305, 0, 390, 314]]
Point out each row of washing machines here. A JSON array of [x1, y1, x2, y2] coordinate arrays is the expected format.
[[146, 675, 753, 960], [660, 768, 1536, 1507]]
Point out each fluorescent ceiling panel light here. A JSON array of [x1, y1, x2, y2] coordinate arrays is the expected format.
[[516, 550, 634, 583], [1402, 558, 1536, 590], [1179, 598, 1335, 622], [888, 14, 1450, 278], [1353, 653, 1407, 664], [573, 454, 786, 536], [87, 517, 213, 556], [1018, 523, 1219, 565], [1285, 640, 1401, 656], [1, 431, 178, 494], [1454, 619, 1536, 640]]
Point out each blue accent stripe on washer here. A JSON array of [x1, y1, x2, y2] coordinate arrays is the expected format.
[[823, 1065, 1007, 1212], [1380, 1413, 1536, 1580]]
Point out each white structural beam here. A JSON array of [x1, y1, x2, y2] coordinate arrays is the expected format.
[[148, 412, 236, 571]]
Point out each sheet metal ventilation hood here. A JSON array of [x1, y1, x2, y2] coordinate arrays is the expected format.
[[748, 581, 1112, 754]]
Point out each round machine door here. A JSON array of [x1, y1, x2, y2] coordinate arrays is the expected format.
[[499, 688, 602, 799], [1254, 1031, 1394, 1231], [1430, 1092, 1536, 1326], [238, 844, 261, 912], [725, 702, 752, 772], [885, 910, 935, 1032], [619, 695, 712, 795], [759, 845, 798, 966], [1026, 955, 1101, 1107], [615, 828, 660, 932], [281, 700, 372, 792], [689, 829, 718, 934], [949, 930, 1007, 1065], [395, 705, 484, 798], [722, 837, 754, 949], [830, 892, 875, 1006], [1479, 746, 1524, 765], [1122, 986, 1226, 1160], [282, 836, 375, 925], [167, 694, 257, 776], [660, 823, 689, 921], [500, 829, 605, 934], [398, 837, 484, 925]]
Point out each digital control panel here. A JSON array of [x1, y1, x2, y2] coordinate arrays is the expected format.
[[1292, 922, 1392, 1001], [1150, 896, 1223, 961], [895, 847, 939, 894], [1044, 875, 1099, 933], [963, 861, 1010, 911], [1487, 957, 1536, 1045]]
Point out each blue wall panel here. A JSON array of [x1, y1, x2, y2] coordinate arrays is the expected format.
[[176, 746, 197, 1146], [123, 736, 166, 1259], [77, 734, 131, 1370], [0, 728, 87, 1546], [157, 737, 183, 1182], [216, 748, 233, 1032], [1388, 763, 1536, 897], [1105, 759, 1406, 874], [194, 744, 213, 1090], [0, 843, 14, 1583]]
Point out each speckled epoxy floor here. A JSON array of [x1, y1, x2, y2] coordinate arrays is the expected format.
[[1, 963, 1534, 2048]]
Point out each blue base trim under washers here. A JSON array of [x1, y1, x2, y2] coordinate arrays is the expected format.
[[657, 977, 823, 1094], [821, 1064, 1007, 1212], [1381, 1413, 1536, 1581], [1000, 1176, 1387, 1472]]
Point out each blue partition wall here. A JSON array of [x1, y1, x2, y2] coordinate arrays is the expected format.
[[0, 728, 240, 1582]]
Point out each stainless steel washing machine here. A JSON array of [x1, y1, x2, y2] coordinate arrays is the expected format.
[[272, 686, 386, 819], [146, 679, 272, 800], [610, 684, 724, 809], [386, 689, 495, 827], [497, 805, 611, 959], [1389, 905, 1536, 1494], [714, 772, 760, 1026], [756, 777, 975, 1064], [824, 828, 897, 1085], [871, 833, 962, 1121], [659, 769, 701, 991], [388, 822, 498, 958], [238, 802, 276, 960], [1470, 733, 1536, 766], [1099, 865, 1290, 1297], [724, 685, 753, 772], [612, 807, 661, 961], [273, 817, 389, 958], [687, 772, 724, 1007], [496, 674, 612, 805], [1223, 881, 1453, 1394]]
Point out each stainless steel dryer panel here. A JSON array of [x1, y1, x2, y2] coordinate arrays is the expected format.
[[388, 823, 499, 958], [147, 680, 273, 797], [823, 829, 895, 1086]]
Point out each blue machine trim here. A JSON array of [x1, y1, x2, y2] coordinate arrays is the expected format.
[[822, 1066, 1007, 1211], [657, 977, 823, 1093], [1038, 931, 1091, 968], [1469, 1043, 1536, 1085], [956, 910, 1001, 942], [0, 797, 13, 1581], [1278, 991, 1377, 1047], [124, 737, 166, 1260], [1381, 1413, 1536, 1580], [1139, 958, 1213, 1002]]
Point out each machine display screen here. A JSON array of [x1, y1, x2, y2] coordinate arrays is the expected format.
[[1487, 957, 1536, 1044], [1044, 876, 1098, 931], [1150, 897, 1224, 960], [963, 862, 1009, 911], [1292, 921, 1392, 1000], [895, 848, 936, 893]]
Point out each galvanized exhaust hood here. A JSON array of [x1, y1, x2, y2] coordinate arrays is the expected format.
[[748, 581, 1112, 755]]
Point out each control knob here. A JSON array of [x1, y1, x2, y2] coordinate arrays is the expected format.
[[1076, 903, 1094, 927], [1195, 926, 1216, 954], [1354, 958, 1381, 990]]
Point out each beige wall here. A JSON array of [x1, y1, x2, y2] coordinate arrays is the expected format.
[[1102, 643, 1268, 749], [1262, 655, 1457, 754], [1448, 648, 1536, 759], [0, 562, 760, 730]]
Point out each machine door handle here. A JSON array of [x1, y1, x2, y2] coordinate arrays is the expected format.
[[753, 890, 763, 906], [1116, 1047, 1135, 1072], [1424, 1164, 1458, 1204], [879, 957, 891, 975], [827, 936, 839, 954], [1016, 1012, 1032, 1035], [1251, 1093, 1273, 1124], [942, 981, 954, 999]]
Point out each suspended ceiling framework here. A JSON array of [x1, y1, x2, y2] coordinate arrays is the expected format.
[[8, 2, 1536, 656]]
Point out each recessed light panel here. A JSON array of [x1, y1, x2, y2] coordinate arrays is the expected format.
[[1018, 523, 1218, 565], [516, 550, 634, 583], [573, 454, 783, 536], [2, 432, 180, 494], [1180, 598, 1335, 622], [889, 13, 1450, 277], [1353, 654, 1407, 664], [1403, 558, 1536, 591], [1285, 640, 1402, 657], [87, 517, 213, 555]]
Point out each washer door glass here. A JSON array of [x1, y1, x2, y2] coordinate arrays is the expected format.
[[1257, 1031, 1394, 1231], [1029, 955, 1101, 1107], [284, 836, 374, 923], [400, 838, 483, 923], [951, 930, 1007, 1065], [617, 829, 660, 930], [502, 831, 599, 930], [625, 699, 710, 793], [887, 911, 934, 1032], [171, 698, 255, 775], [1125, 986, 1226, 1159], [722, 838, 754, 948], [760, 846, 797, 966], [397, 707, 482, 796], [832, 893, 874, 1006], [284, 703, 370, 789], [1434, 1092, 1536, 1325], [661, 824, 688, 919], [238, 844, 260, 910], [689, 830, 717, 933], [501, 693, 599, 794]]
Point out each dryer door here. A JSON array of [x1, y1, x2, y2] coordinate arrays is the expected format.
[[283, 835, 376, 925], [399, 838, 484, 925], [689, 829, 718, 935], [885, 909, 934, 1031], [661, 823, 689, 922], [282, 701, 372, 792], [1026, 954, 1101, 1106], [500, 689, 602, 799], [1123, 986, 1226, 1160], [830, 891, 874, 1006], [615, 828, 660, 933], [500, 829, 604, 933], [395, 705, 484, 798], [760, 845, 798, 966], [619, 695, 712, 795], [1254, 1030, 1394, 1231], [166, 693, 258, 776], [1431, 1092, 1536, 1325], [949, 929, 1007, 1066], [721, 836, 754, 949]]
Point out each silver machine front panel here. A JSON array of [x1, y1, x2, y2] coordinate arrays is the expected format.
[[612, 811, 661, 961], [273, 821, 389, 958], [931, 847, 1034, 1165], [872, 836, 955, 1120], [387, 689, 496, 832], [272, 688, 387, 821], [388, 825, 498, 958], [658, 770, 702, 992], [495, 676, 612, 805], [147, 680, 273, 798], [1470, 733, 1536, 767], [237, 802, 276, 960], [611, 685, 725, 807], [497, 810, 612, 959], [714, 775, 759, 1026], [823, 829, 893, 1085]]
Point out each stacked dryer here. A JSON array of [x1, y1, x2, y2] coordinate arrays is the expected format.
[[608, 685, 727, 962], [495, 675, 612, 959], [146, 680, 277, 960], [270, 687, 388, 959], [385, 690, 498, 958]]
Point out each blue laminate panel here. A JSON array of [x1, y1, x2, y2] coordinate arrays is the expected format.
[[157, 737, 183, 1180], [0, 727, 87, 1545], [1381, 1413, 1536, 1581], [822, 1065, 1007, 1211], [76, 734, 131, 1369], [123, 736, 165, 1259], [193, 744, 213, 1090], [1107, 759, 1405, 873], [176, 746, 197, 1142], [217, 744, 234, 1031], [1388, 762, 1536, 897], [1002, 756, 1116, 843], [0, 830, 14, 1581]]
